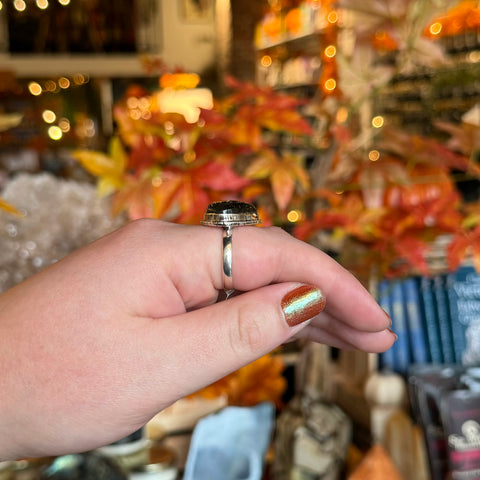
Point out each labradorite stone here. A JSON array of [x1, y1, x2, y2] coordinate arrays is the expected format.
[[205, 200, 258, 215]]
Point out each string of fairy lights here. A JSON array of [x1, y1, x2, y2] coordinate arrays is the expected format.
[[0, 0, 70, 12]]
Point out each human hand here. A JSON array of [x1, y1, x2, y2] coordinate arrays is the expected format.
[[0, 219, 394, 460]]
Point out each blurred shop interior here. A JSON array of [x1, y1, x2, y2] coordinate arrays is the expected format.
[[2, 0, 480, 479]]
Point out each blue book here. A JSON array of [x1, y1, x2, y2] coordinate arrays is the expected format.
[[377, 279, 395, 371], [419, 276, 444, 364], [446, 263, 480, 364], [389, 279, 411, 375], [433, 274, 455, 364], [402, 277, 429, 364]]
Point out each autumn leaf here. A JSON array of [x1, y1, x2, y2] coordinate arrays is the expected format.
[[124, 160, 252, 223], [221, 76, 314, 138], [391, 235, 431, 275], [294, 210, 353, 241], [0, 197, 23, 217], [73, 136, 127, 196], [110, 172, 161, 219], [436, 120, 480, 158], [337, 44, 395, 104], [246, 150, 310, 211], [378, 127, 480, 176], [190, 354, 286, 408]]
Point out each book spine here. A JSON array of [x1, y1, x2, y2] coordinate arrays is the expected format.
[[402, 277, 429, 364], [433, 275, 455, 364], [447, 264, 480, 365], [446, 270, 467, 363], [377, 279, 395, 371], [419, 276, 444, 364], [390, 280, 410, 375]]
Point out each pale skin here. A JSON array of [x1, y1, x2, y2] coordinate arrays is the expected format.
[[0, 219, 395, 460]]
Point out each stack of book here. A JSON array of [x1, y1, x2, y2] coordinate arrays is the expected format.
[[377, 263, 480, 374]]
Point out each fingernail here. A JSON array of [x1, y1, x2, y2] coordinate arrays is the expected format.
[[382, 309, 393, 327], [282, 285, 326, 327], [388, 328, 398, 341]]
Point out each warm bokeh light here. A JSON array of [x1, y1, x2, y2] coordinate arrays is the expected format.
[[0, 2, 3, 11], [164, 121, 175, 135], [58, 0, 70, 4], [372, 115, 385, 128], [126, 97, 139, 109], [129, 109, 142, 120], [336, 107, 348, 123], [13, 0, 26, 11], [48, 126, 63, 141], [58, 118, 70, 132], [324, 78, 337, 91], [45, 80, 57, 92], [369, 150, 380, 162], [42, 110, 56, 124], [28, 82, 42, 96], [183, 151, 197, 164], [327, 11, 338, 24], [324, 45, 336, 58], [58, 77, 70, 89], [151, 176, 162, 188], [73, 73, 85, 85], [84, 119, 96, 137], [468, 51, 480, 63], [36, 0, 49, 9], [138, 97, 150, 111], [261, 55, 273, 68], [287, 209, 303, 223], [429, 22, 443, 35]]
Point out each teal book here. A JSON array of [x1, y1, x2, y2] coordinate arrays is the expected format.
[[402, 277, 429, 364], [390, 279, 411, 375], [419, 276, 444, 364], [432, 274, 455, 364], [446, 263, 480, 364], [377, 279, 395, 371]]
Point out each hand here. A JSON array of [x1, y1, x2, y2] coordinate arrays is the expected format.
[[0, 219, 394, 460]]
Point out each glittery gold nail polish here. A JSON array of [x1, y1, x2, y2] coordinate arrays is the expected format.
[[282, 285, 326, 327]]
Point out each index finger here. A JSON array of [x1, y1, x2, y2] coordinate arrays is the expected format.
[[202, 224, 389, 333]]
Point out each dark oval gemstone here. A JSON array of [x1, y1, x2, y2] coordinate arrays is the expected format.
[[205, 200, 257, 215]]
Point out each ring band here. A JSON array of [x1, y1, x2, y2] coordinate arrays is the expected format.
[[223, 227, 233, 292], [202, 200, 261, 297]]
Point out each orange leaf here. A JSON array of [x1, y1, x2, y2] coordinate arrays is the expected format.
[[272, 169, 295, 211], [246, 151, 310, 211]]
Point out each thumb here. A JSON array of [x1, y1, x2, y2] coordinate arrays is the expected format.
[[145, 283, 325, 401]]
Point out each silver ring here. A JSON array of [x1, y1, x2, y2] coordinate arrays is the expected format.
[[202, 200, 261, 298]]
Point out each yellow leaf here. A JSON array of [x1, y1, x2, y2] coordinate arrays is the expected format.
[[0, 197, 23, 217], [73, 137, 126, 179], [97, 177, 124, 198], [245, 155, 277, 179], [108, 136, 128, 172], [73, 150, 122, 177]]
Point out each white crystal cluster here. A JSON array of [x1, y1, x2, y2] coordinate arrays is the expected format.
[[0, 173, 124, 293]]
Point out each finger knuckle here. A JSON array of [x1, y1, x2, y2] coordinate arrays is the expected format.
[[229, 304, 266, 359]]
